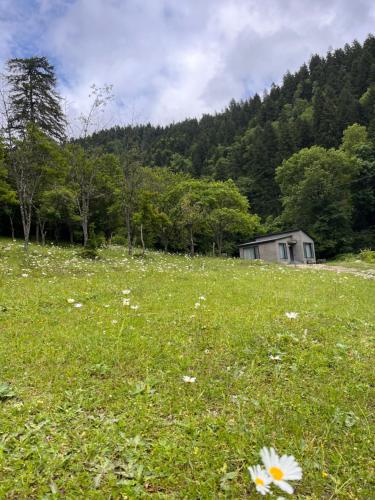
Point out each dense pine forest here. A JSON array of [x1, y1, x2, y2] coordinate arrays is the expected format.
[[1, 36, 375, 256]]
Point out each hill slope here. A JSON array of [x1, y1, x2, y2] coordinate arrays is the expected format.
[[82, 35, 375, 219]]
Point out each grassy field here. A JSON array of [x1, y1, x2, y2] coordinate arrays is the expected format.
[[0, 240, 374, 498]]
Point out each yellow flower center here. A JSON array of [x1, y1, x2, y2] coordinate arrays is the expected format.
[[255, 477, 265, 486], [269, 467, 284, 480]]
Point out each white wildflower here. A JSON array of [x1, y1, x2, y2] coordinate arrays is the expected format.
[[269, 355, 281, 361], [260, 447, 302, 495], [285, 312, 299, 319], [248, 464, 272, 496], [182, 375, 196, 383]]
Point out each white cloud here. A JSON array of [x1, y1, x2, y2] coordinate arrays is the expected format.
[[0, 0, 375, 128]]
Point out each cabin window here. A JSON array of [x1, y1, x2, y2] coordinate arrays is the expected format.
[[249, 246, 260, 259], [278, 243, 288, 259], [303, 242, 314, 258], [245, 246, 260, 259]]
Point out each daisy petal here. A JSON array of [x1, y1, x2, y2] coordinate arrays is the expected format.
[[276, 480, 294, 495]]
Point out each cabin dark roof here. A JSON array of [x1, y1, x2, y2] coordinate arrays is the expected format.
[[238, 235, 293, 247], [238, 229, 313, 247]]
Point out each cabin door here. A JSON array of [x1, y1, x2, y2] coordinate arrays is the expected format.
[[288, 245, 295, 263]]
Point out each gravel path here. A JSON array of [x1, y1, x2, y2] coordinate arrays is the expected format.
[[297, 263, 375, 279]]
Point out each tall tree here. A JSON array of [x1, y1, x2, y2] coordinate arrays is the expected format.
[[8, 125, 63, 249], [276, 146, 358, 255], [119, 147, 144, 255], [6, 57, 66, 141]]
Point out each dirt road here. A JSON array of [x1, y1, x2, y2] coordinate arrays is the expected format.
[[297, 263, 375, 279]]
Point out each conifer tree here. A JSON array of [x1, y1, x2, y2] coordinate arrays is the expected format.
[[6, 57, 66, 142]]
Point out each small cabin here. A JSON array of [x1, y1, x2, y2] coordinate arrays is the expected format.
[[239, 229, 316, 264]]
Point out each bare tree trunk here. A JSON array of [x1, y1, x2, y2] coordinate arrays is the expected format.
[[35, 220, 39, 244], [140, 223, 145, 257], [68, 225, 74, 244], [212, 242, 215, 257], [19, 202, 32, 251], [218, 236, 222, 256], [190, 226, 194, 257], [40, 221, 46, 246], [82, 215, 88, 247], [9, 214, 15, 240], [126, 211, 132, 255]]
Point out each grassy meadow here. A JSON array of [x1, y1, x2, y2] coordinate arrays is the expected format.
[[0, 239, 374, 498]]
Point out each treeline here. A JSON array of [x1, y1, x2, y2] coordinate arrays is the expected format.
[[1, 36, 375, 257], [0, 58, 259, 255]]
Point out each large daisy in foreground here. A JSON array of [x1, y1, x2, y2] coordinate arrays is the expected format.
[[260, 447, 302, 494]]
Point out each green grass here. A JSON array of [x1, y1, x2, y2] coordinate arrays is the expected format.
[[0, 239, 374, 498]]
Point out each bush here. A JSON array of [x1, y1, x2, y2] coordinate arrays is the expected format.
[[111, 235, 127, 246], [80, 234, 99, 259], [96, 232, 107, 248], [359, 249, 375, 263], [334, 253, 356, 262], [80, 246, 99, 259]]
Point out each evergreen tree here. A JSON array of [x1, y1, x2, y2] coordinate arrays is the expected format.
[[6, 57, 66, 141], [313, 85, 340, 147]]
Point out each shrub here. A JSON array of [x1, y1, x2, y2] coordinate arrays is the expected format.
[[111, 235, 127, 246], [80, 233, 99, 259], [359, 249, 375, 263]]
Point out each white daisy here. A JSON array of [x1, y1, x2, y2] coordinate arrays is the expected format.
[[130, 304, 139, 310], [122, 298, 130, 306], [269, 355, 281, 361], [199, 295, 206, 301], [194, 302, 201, 309], [122, 289, 131, 295], [260, 447, 302, 495], [285, 312, 299, 319], [248, 464, 271, 495], [182, 376, 196, 383], [67, 298, 75, 303], [74, 303, 83, 308]]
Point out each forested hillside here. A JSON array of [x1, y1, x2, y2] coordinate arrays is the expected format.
[[1, 37, 375, 256], [81, 35, 375, 253]]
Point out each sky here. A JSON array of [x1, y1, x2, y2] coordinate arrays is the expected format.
[[1, 0, 375, 131]]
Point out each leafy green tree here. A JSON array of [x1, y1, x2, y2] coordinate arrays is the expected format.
[[276, 146, 358, 255], [350, 144, 375, 246], [6, 57, 66, 141], [67, 145, 118, 246], [36, 187, 78, 244], [0, 141, 18, 239], [208, 208, 259, 255], [341, 123, 369, 156], [8, 125, 63, 249]]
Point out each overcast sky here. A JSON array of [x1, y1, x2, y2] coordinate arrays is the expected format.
[[1, 0, 375, 130]]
